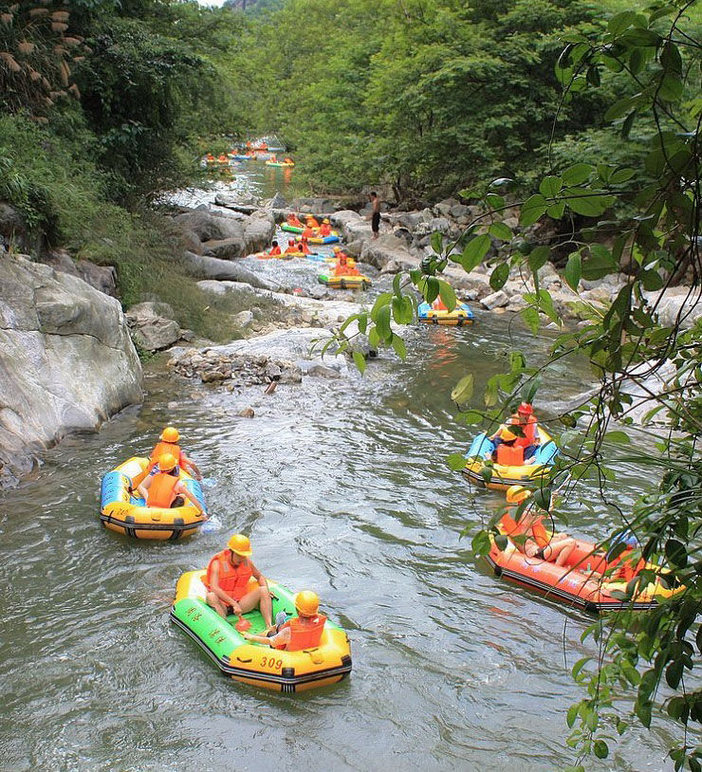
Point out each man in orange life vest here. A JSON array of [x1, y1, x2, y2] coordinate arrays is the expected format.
[[268, 240, 281, 256], [508, 402, 540, 459], [148, 426, 202, 479], [241, 590, 326, 651], [204, 534, 275, 633], [318, 218, 332, 237], [137, 453, 206, 515]]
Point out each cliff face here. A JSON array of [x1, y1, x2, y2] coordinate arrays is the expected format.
[[0, 253, 143, 487]]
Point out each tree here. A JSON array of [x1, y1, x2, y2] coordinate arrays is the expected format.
[[333, 1, 702, 767]]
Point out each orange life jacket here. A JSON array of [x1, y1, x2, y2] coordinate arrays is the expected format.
[[496, 443, 524, 466], [319, 224, 331, 236], [148, 441, 184, 472], [511, 415, 538, 448], [433, 297, 448, 311], [146, 472, 180, 508], [299, 241, 311, 254], [499, 513, 549, 549], [302, 227, 315, 239], [276, 615, 327, 651], [306, 217, 320, 228], [269, 246, 281, 256], [203, 551, 253, 601], [610, 550, 646, 581], [288, 216, 303, 228]]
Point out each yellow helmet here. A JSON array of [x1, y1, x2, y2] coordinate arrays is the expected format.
[[499, 426, 518, 442], [333, 246, 341, 253], [506, 485, 531, 504], [294, 590, 319, 617], [227, 534, 253, 556], [161, 426, 180, 442], [323, 218, 330, 223], [158, 452, 177, 472]]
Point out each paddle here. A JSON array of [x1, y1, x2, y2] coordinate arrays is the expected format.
[[235, 615, 251, 632]]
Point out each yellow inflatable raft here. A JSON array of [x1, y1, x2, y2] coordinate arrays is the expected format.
[[171, 571, 352, 692], [100, 456, 207, 540]]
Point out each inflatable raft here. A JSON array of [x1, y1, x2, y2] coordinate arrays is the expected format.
[[171, 570, 352, 692], [281, 223, 340, 244], [318, 272, 371, 290], [462, 427, 558, 490], [100, 456, 206, 540], [266, 160, 295, 167], [418, 301, 475, 326], [255, 252, 294, 260], [486, 533, 680, 613]]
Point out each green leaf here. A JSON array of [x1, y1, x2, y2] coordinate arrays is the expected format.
[[451, 374, 474, 406], [564, 252, 582, 291], [528, 245, 550, 273], [564, 188, 613, 217], [608, 10, 638, 35], [582, 244, 618, 280], [461, 234, 491, 272], [368, 327, 380, 349], [392, 272, 402, 298], [375, 304, 392, 342], [391, 333, 406, 360], [566, 703, 579, 728], [520, 194, 548, 227], [641, 270, 664, 291], [392, 295, 414, 324], [605, 430, 631, 444], [486, 192, 505, 209], [521, 306, 540, 334], [593, 740, 609, 759], [546, 201, 566, 219], [490, 262, 509, 290], [561, 163, 593, 186], [539, 175, 563, 198], [610, 168, 636, 184], [489, 222, 513, 241], [446, 453, 467, 471], [438, 280, 457, 311], [430, 231, 443, 255], [370, 292, 392, 321], [352, 350, 366, 374], [471, 530, 491, 556]]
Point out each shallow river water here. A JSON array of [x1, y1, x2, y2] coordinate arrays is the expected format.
[[0, 167, 681, 770], [0, 310, 680, 772]]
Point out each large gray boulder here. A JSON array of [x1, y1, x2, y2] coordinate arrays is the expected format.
[[244, 211, 276, 254], [126, 302, 181, 352], [360, 234, 415, 270], [175, 208, 247, 242], [202, 236, 247, 260], [183, 251, 281, 291], [0, 254, 142, 487]]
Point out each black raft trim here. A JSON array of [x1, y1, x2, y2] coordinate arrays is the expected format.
[[99, 514, 203, 534], [484, 555, 659, 614], [170, 610, 352, 688]]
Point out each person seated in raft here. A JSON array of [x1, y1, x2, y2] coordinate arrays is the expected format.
[[206, 153, 215, 164], [204, 534, 275, 633], [606, 530, 645, 581], [137, 453, 206, 515], [501, 485, 576, 567], [318, 218, 332, 237], [284, 157, 294, 165], [507, 402, 540, 459], [286, 213, 303, 228], [268, 240, 281, 256], [284, 238, 298, 255], [301, 223, 316, 240], [305, 215, 320, 229], [241, 590, 326, 651], [297, 236, 311, 255], [432, 297, 448, 311], [147, 426, 202, 479], [218, 154, 228, 163], [489, 426, 526, 467]]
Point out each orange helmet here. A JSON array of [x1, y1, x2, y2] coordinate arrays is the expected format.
[[227, 534, 252, 556], [294, 590, 319, 617], [158, 452, 177, 472], [517, 402, 534, 415], [161, 426, 180, 442]]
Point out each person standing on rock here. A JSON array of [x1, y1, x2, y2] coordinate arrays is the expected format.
[[369, 191, 381, 239]]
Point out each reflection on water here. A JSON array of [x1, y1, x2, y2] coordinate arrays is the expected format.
[[0, 313, 679, 770]]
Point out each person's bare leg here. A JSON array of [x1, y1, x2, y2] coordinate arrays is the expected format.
[[206, 591, 229, 619]]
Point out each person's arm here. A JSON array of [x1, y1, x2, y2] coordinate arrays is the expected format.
[[250, 562, 269, 590], [210, 562, 241, 613], [183, 454, 202, 480], [137, 474, 153, 501]]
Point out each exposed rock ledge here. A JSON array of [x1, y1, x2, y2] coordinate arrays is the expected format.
[[0, 253, 143, 487]]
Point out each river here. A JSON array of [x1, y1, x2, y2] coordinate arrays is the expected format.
[[0, 170, 679, 771]]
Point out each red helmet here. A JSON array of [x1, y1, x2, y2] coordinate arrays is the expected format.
[[517, 402, 534, 415]]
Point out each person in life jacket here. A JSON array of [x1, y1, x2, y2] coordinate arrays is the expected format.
[[606, 531, 645, 582], [204, 534, 275, 632], [500, 485, 576, 566], [147, 426, 202, 479], [241, 590, 326, 651], [305, 215, 320, 229], [284, 238, 298, 255], [268, 240, 281, 256], [269, 154, 277, 163], [218, 154, 228, 164], [490, 426, 525, 467], [287, 213, 303, 228], [332, 247, 360, 276], [432, 296, 448, 311], [206, 153, 215, 164], [301, 224, 316, 240], [318, 218, 332, 237], [283, 157, 294, 165], [137, 453, 206, 515], [297, 236, 311, 255], [508, 402, 540, 459]]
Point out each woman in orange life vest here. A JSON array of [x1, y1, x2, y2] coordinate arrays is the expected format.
[[268, 240, 281, 256], [286, 213, 303, 228], [241, 590, 326, 651], [137, 453, 206, 514], [501, 485, 576, 566], [283, 238, 298, 255], [318, 218, 332, 237], [204, 534, 275, 632], [148, 426, 202, 479]]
